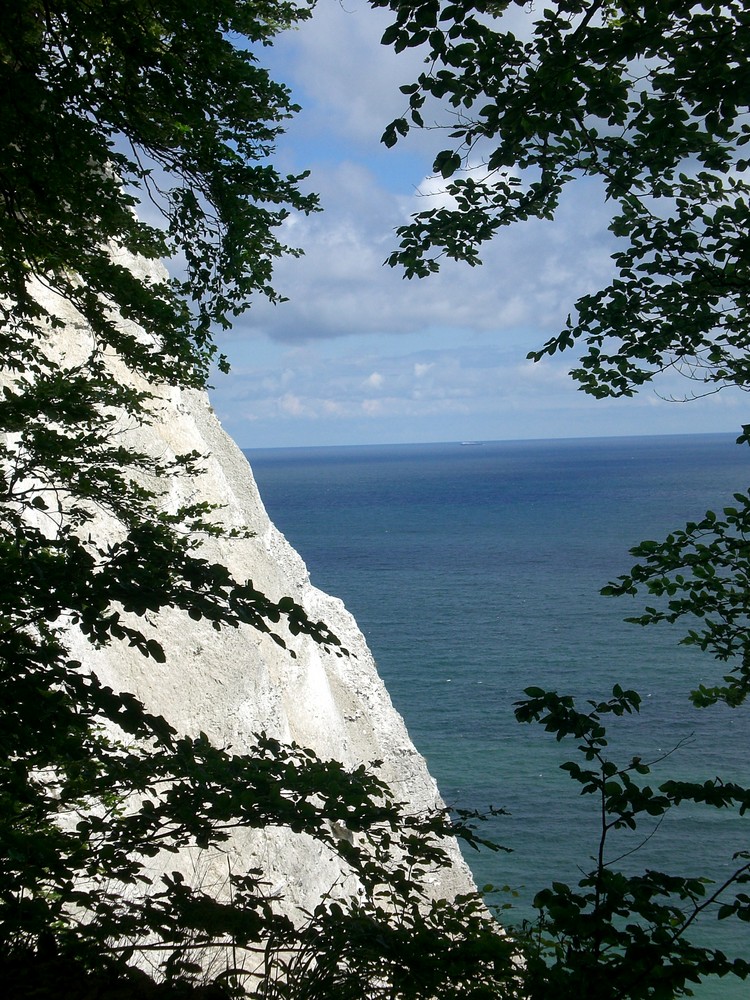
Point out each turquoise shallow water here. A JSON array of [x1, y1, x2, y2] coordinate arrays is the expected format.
[[244, 433, 750, 997]]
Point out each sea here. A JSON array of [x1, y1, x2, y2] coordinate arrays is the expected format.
[[244, 433, 750, 998]]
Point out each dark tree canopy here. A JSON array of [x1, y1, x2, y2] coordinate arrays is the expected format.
[[375, 0, 750, 400], [0, 0, 369, 981], [1, 0, 319, 387]]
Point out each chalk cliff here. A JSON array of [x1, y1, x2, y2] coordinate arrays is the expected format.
[[23, 259, 477, 915], [72, 384, 478, 905]]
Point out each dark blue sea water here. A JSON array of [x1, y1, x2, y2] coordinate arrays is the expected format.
[[244, 433, 750, 997]]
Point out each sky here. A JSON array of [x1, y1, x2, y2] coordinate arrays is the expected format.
[[208, 0, 746, 450]]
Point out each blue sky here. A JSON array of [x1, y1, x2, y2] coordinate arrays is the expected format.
[[208, 0, 746, 449]]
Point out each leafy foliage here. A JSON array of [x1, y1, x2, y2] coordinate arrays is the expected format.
[[257, 889, 518, 1000], [2, 0, 318, 385], [5, 0, 750, 995], [514, 687, 750, 998], [603, 479, 750, 708], [374, 0, 750, 399]]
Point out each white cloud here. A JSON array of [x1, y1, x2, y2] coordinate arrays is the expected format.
[[279, 393, 307, 417], [270, 1, 428, 148], [223, 161, 615, 351], [208, 4, 746, 447], [216, 1, 619, 360], [212, 331, 745, 447]]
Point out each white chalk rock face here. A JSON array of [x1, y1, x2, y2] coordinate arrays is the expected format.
[[28, 262, 477, 911]]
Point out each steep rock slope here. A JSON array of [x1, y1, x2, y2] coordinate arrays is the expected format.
[[24, 264, 478, 912], [76, 381, 477, 905]]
